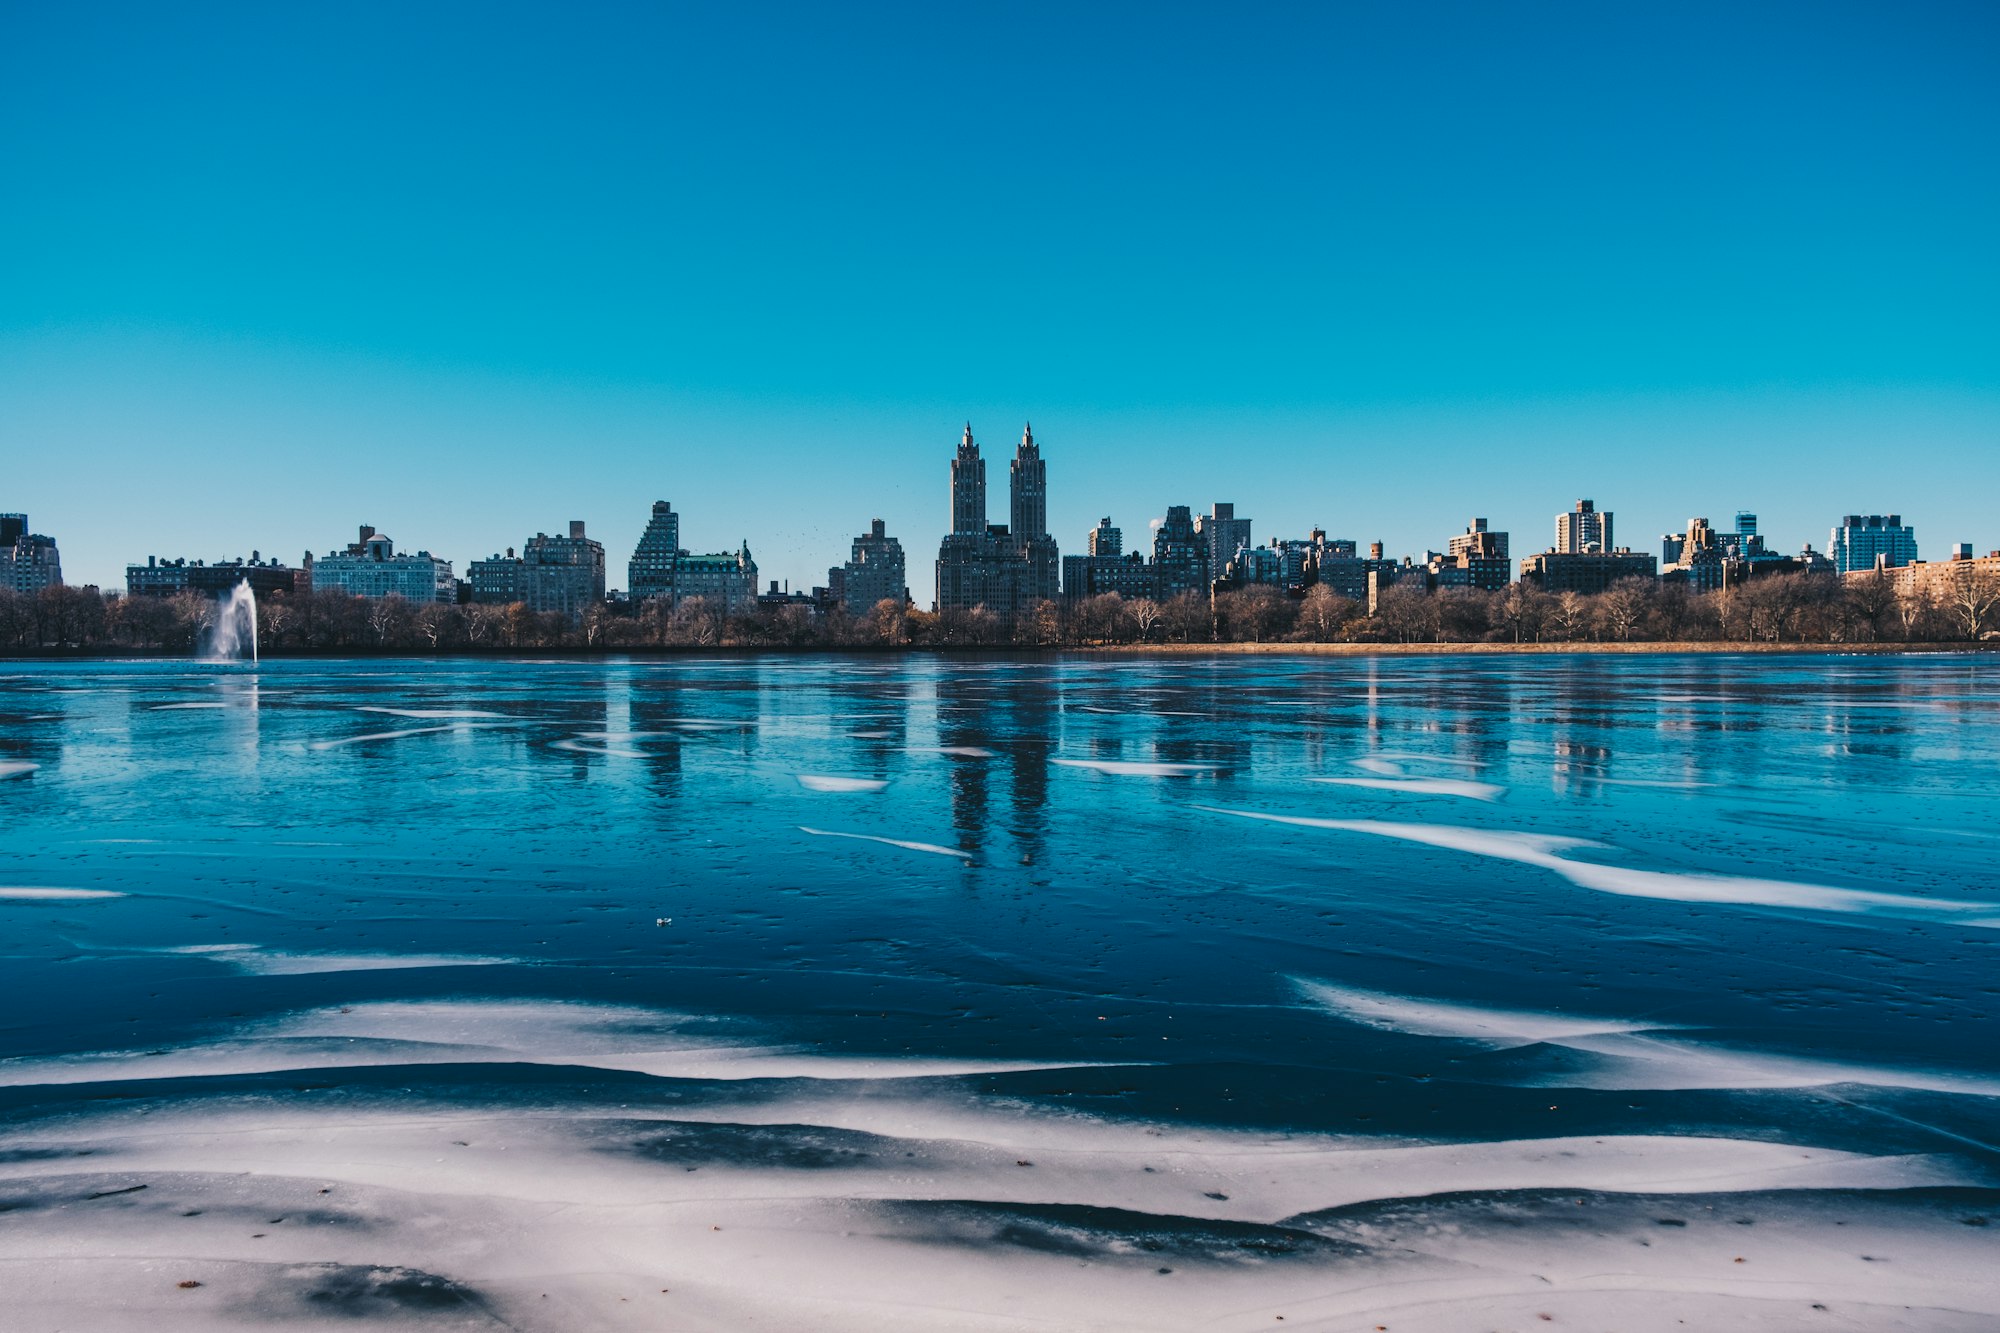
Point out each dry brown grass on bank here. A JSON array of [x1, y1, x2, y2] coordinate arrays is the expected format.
[[1075, 640, 1998, 656]]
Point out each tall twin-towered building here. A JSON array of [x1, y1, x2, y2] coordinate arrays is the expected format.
[[935, 423, 1060, 614]]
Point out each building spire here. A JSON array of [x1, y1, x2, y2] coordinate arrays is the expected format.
[[1022, 420, 1033, 447], [962, 421, 974, 447]]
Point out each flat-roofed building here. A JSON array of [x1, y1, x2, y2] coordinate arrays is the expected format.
[[1556, 499, 1612, 554], [1062, 550, 1159, 602], [1520, 548, 1658, 594], [468, 549, 526, 604], [1830, 514, 1919, 574], [126, 554, 296, 599], [521, 521, 605, 620]]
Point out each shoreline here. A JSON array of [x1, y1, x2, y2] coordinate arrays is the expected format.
[[4, 641, 1996, 663]]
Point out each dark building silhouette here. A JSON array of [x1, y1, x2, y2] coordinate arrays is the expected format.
[[935, 423, 1061, 615]]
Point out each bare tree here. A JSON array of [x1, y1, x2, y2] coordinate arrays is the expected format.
[[1296, 583, 1356, 641], [1127, 597, 1164, 641], [1840, 570, 1898, 642], [1546, 590, 1589, 642], [1596, 578, 1653, 642], [1941, 563, 2000, 640], [1373, 583, 1440, 642], [1496, 583, 1551, 642], [1160, 591, 1210, 643]]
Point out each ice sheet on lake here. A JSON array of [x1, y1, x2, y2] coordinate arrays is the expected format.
[[1202, 807, 2000, 929], [0, 761, 38, 779], [0, 887, 123, 901], [796, 774, 890, 793]]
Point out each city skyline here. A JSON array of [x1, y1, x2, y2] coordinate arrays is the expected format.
[[5, 3, 1997, 594], [10, 411, 1993, 601]]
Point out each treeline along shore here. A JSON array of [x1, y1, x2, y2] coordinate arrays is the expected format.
[[3, 569, 1998, 656]]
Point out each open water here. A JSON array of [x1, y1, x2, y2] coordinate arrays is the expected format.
[[1, 654, 1996, 1330]]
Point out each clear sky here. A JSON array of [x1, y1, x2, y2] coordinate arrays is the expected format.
[[4, 1, 1996, 595]]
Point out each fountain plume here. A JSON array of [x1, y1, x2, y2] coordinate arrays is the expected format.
[[202, 579, 259, 663]]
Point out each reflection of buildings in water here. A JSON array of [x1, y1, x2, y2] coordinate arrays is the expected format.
[[1550, 738, 1611, 796], [935, 671, 992, 857], [998, 677, 1057, 863], [844, 686, 911, 783], [1154, 731, 1249, 775]]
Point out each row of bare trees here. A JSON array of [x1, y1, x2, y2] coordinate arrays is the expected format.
[[1, 568, 1996, 653]]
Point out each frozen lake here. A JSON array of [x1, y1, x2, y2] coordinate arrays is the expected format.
[[1, 654, 1996, 1330]]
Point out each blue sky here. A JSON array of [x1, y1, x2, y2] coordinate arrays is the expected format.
[[4, 1, 1996, 594]]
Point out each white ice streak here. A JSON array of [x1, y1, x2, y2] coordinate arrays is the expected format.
[[1314, 776, 1505, 801], [308, 723, 507, 751], [0, 887, 124, 900], [161, 944, 517, 976], [553, 738, 650, 759], [796, 774, 890, 793], [1366, 752, 1486, 770], [909, 746, 998, 758], [148, 702, 227, 710], [1295, 979, 2000, 1096], [1202, 807, 2000, 928], [1296, 980, 1681, 1048], [356, 706, 512, 719], [1054, 758, 1214, 777], [799, 826, 970, 859], [0, 761, 38, 779], [0, 1000, 1092, 1087]]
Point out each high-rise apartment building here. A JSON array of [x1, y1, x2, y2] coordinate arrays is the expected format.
[[1195, 503, 1252, 586], [841, 518, 907, 613], [1520, 548, 1657, 593], [1444, 518, 1511, 590], [629, 501, 682, 600], [1830, 514, 1919, 574], [468, 549, 526, 604], [1064, 515, 1153, 602], [1448, 518, 1509, 564], [1556, 499, 1612, 554], [1662, 517, 1725, 591], [1152, 505, 1208, 599], [521, 521, 606, 619], [305, 526, 453, 603], [0, 514, 63, 594]]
